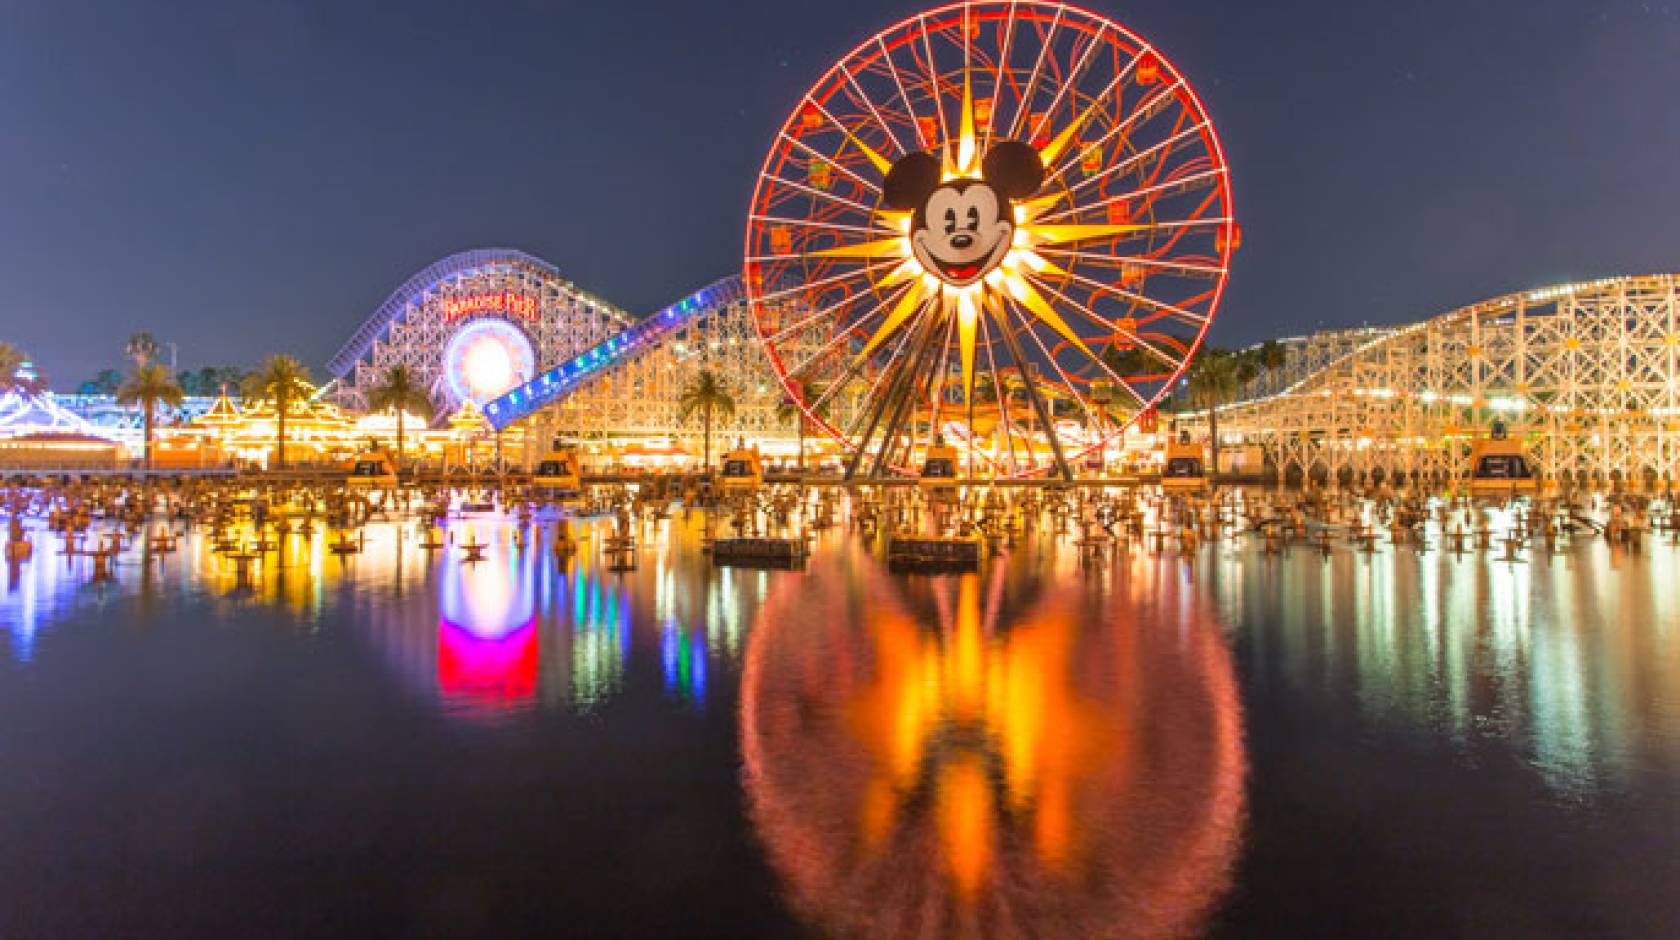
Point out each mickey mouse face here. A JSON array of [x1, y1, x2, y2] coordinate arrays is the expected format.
[[912, 183, 1012, 286], [882, 141, 1045, 289]]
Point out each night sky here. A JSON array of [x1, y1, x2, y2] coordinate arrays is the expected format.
[[3, 0, 1676, 388]]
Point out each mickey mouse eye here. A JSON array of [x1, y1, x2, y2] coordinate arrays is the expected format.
[[965, 206, 980, 231], [943, 208, 957, 235]]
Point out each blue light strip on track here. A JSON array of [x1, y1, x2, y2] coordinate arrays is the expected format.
[[482, 275, 743, 431]]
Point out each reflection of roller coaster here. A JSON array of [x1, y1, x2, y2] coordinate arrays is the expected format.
[[1191, 274, 1680, 486]]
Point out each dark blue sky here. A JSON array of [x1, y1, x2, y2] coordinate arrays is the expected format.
[[3, 0, 1677, 386]]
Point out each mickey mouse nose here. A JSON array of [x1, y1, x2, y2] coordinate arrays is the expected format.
[[950, 234, 974, 249]]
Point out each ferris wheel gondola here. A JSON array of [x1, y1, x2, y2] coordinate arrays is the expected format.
[[745, 0, 1237, 479]]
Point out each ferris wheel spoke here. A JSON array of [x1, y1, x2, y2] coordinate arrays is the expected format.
[[1039, 71, 1132, 186], [776, 132, 885, 197], [1043, 260, 1212, 331], [990, 298, 1073, 479], [1002, 5, 1064, 142], [922, 312, 960, 450], [784, 286, 911, 382], [762, 288, 878, 347], [974, 311, 1018, 474], [915, 15, 955, 151], [812, 305, 923, 449], [839, 65, 910, 157], [949, 7, 984, 174], [803, 369, 858, 423], [761, 173, 882, 216], [1016, 312, 1106, 438], [1038, 215, 1232, 247], [838, 336, 905, 442], [1034, 246, 1223, 279], [1057, 118, 1208, 207], [959, 5, 974, 106], [753, 258, 898, 304], [1034, 243, 1221, 285], [873, 34, 929, 150], [980, 1, 1020, 154], [1019, 276, 1170, 408], [1059, 128, 1211, 217], [833, 324, 915, 446], [751, 213, 888, 239], [801, 96, 895, 176], [1040, 78, 1181, 189], [1029, 23, 1111, 142], [852, 304, 943, 477], [1061, 168, 1226, 226]]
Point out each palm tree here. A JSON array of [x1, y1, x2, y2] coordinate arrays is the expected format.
[[126, 332, 162, 368], [365, 365, 433, 469], [0, 343, 24, 393], [774, 381, 829, 473], [1097, 341, 1181, 433], [117, 364, 184, 469], [1182, 348, 1257, 476], [1244, 339, 1289, 397], [678, 369, 736, 472], [1251, 339, 1287, 373], [243, 354, 313, 470]]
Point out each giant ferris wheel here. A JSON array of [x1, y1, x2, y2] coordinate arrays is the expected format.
[[744, 1, 1237, 479]]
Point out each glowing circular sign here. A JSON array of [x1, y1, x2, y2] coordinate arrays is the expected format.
[[442, 318, 535, 405]]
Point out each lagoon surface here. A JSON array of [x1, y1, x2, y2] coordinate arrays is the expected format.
[[2, 499, 1677, 937]]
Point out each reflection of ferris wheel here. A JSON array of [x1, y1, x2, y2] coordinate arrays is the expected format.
[[745, 1, 1237, 479]]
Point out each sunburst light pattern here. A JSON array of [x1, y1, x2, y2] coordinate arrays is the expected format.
[[745, 1, 1237, 479]]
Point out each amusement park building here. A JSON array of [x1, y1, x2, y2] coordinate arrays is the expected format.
[[1199, 274, 1680, 486], [328, 249, 841, 467]]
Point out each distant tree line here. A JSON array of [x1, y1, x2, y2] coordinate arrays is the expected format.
[[78, 364, 248, 396], [75, 332, 247, 397]]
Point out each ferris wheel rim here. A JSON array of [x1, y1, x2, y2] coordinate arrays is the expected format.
[[742, 0, 1237, 477]]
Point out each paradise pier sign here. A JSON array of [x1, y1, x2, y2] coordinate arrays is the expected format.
[[442, 290, 540, 324]]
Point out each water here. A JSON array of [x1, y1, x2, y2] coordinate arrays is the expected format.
[[1, 503, 1677, 937]]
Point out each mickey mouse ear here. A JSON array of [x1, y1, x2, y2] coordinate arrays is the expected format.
[[981, 141, 1045, 199], [882, 151, 943, 210]]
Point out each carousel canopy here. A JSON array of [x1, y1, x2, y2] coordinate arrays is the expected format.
[[0, 391, 115, 441]]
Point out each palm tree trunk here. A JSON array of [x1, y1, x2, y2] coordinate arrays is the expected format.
[[797, 416, 805, 472], [276, 394, 287, 471], [143, 401, 154, 471], [396, 411, 405, 470], [1208, 400, 1220, 482], [704, 405, 713, 472]]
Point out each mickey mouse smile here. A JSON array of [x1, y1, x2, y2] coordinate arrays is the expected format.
[[930, 258, 985, 281]]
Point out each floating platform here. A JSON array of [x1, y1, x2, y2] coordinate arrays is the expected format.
[[711, 537, 807, 568], [887, 536, 980, 571]]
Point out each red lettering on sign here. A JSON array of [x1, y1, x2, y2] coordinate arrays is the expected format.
[[441, 291, 541, 323]]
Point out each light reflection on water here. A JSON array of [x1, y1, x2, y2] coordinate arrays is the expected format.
[[1214, 509, 1680, 798], [2, 496, 1680, 934], [742, 548, 1245, 938], [4, 502, 1678, 784], [0, 512, 768, 721]]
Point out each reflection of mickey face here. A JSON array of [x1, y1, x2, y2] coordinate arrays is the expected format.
[[883, 141, 1045, 289]]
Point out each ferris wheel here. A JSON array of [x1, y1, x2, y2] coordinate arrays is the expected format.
[[744, 0, 1237, 479]]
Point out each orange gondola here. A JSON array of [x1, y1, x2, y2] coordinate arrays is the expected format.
[[1136, 53, 1161, 85]]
